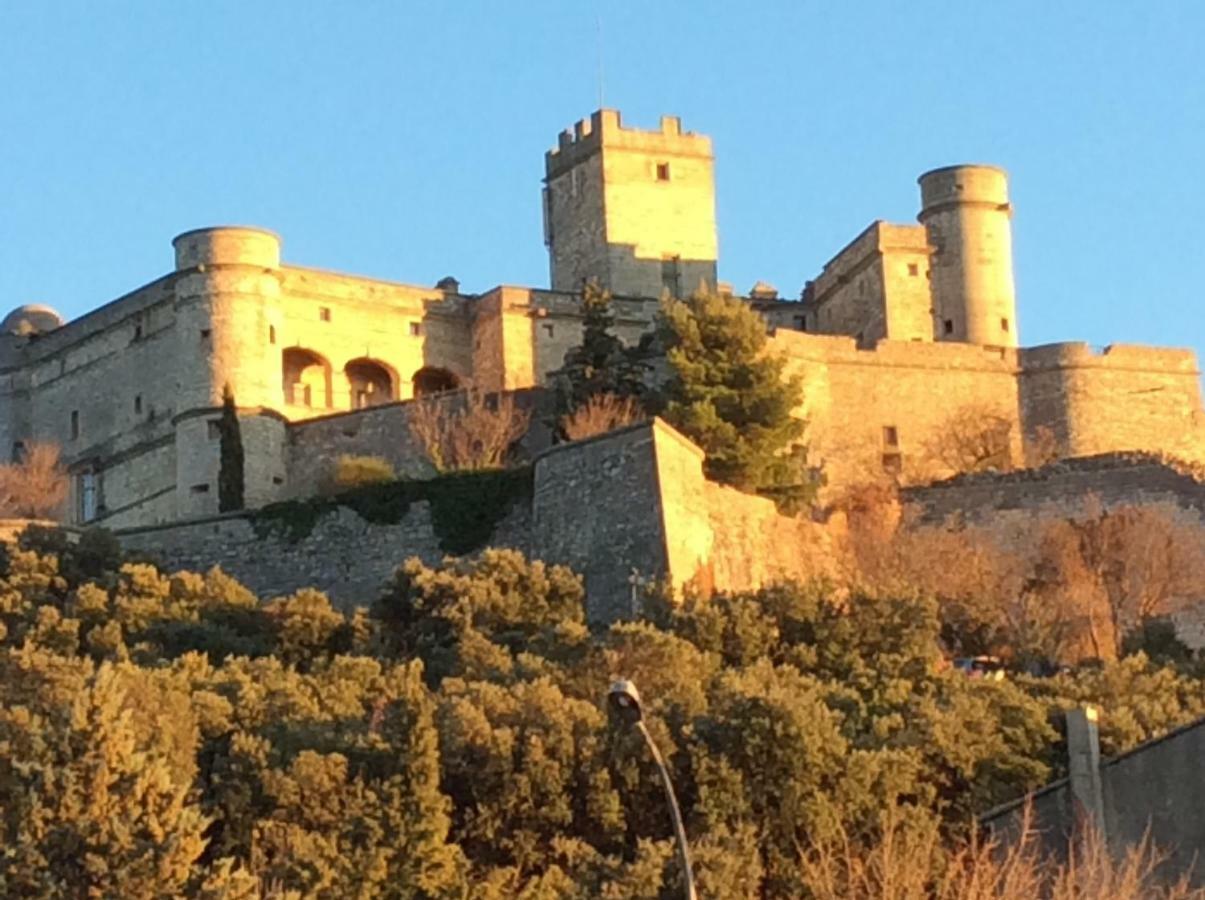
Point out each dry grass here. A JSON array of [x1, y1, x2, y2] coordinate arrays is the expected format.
[[560, 393, 645, 441], [0, 443, 68, 519], [799, 805, 1202, 899], [408, 388, 531, 472]]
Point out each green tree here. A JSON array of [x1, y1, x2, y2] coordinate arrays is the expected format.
[[657, 290, 820, 512], [556, 281, 648, 418], [218, 384, 245, 513]]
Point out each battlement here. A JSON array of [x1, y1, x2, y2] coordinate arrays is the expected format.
[[545, 109, 712, 179]]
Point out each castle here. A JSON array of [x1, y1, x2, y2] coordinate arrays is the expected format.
[[3, 108, 1204, 529]]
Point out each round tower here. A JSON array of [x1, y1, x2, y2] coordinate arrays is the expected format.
[[918, 165, 1017, 347], [171, 226, 287, 518]]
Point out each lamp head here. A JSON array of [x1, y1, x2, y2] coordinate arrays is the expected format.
[[608, 679, 644, 725]]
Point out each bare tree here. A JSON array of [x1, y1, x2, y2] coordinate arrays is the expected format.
[[1026, 502, 1205, 660], [407, 388, 531, 473], [0, 443, 69, 519], [923, 405, 1015, 476], [560, 393, 645, 441]]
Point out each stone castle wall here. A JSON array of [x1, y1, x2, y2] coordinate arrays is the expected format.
[[115, 419, 836, 620], [769, 330, 1205, 493], [119, 499, 532, 608]]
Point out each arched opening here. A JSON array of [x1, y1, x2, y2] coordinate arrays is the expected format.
[[345, 358, 395, 409], [282, 348, 332, 409], [412, 366, 460, 398]]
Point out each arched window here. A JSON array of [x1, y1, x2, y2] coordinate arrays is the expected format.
[[412, 366, 460, 398], [282, 348, 332, 409], [345, 358, 395, 409]]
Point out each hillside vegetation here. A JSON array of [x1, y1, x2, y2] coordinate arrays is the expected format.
[[2, 528, 1203, 898]]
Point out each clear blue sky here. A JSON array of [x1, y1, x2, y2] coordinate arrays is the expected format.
[[2, 2, 1202, 357]]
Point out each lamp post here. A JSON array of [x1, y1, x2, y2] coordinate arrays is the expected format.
[[608, 679, 698, 900]]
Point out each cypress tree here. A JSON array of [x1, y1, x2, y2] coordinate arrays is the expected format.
[[217, 384, 245, 513], [556, 281, 648, 417]]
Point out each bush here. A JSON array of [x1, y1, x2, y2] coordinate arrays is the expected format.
[[332, 454, 395, 490]]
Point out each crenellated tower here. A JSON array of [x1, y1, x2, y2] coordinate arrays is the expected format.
[[918, 165, 1018, 347], [543, 109, 717, 298]]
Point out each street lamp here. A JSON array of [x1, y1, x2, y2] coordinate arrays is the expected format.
[[608, 679, 698, 900]]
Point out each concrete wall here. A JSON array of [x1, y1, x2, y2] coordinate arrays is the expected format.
[[982, 717, 1205, 887]]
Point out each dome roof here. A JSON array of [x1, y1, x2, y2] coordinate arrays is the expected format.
[[1, 304, 64, 336]]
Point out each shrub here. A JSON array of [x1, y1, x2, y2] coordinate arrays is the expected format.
[[0, 443, 68, 519], [408, 388, 531, 472], [332, 454, 395, 490], [560, 393, 645, 441]]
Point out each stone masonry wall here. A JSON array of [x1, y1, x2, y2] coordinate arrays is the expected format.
[[119, 500, 531, 610]]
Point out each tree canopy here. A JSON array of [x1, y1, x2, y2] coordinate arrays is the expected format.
[[658, 291, 820, 512], [2, 531, 1202, 897]]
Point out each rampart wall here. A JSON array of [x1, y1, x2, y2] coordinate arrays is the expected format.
[[903, 453, 1205, 523], [118, 499, 532, 608], [113, 419, 836, 621]]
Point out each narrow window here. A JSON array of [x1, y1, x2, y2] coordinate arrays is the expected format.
[[11, 441, 25, 463], [134, 323, 143, 340], [269, 325, 276, 344], [272, 475, 284, 485], [794, 316, 807, 332], [883, 426, 899, 447], [907, 263, 919, 276], [134, 395, 142, 415], [207, 420, 221, 440], [319, 307, 332, 322], [661, 255, 681, 297], [200, 328, 211, 340], [409, 322, 422, 337], [80, 472, 98, 522], [1001, 317, 1010, 333], [881, 453, 902, 475], [190, 483, 210, 494], [542, 323, 555, 338], [70, 410, 79, 440], [656, 162, 671, 181], [943, 319, 954, 335]]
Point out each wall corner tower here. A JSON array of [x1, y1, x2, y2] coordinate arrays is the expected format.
[[543, 109, 718, 298], [918, 165, 1018, 347]]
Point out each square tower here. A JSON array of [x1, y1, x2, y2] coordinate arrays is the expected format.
[[543, 109, 718, 298]]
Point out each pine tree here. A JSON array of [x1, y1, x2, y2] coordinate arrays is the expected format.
[[557, 281, 648, 417], [657, 290, 821, 512], [217, 384, 245, 513]]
